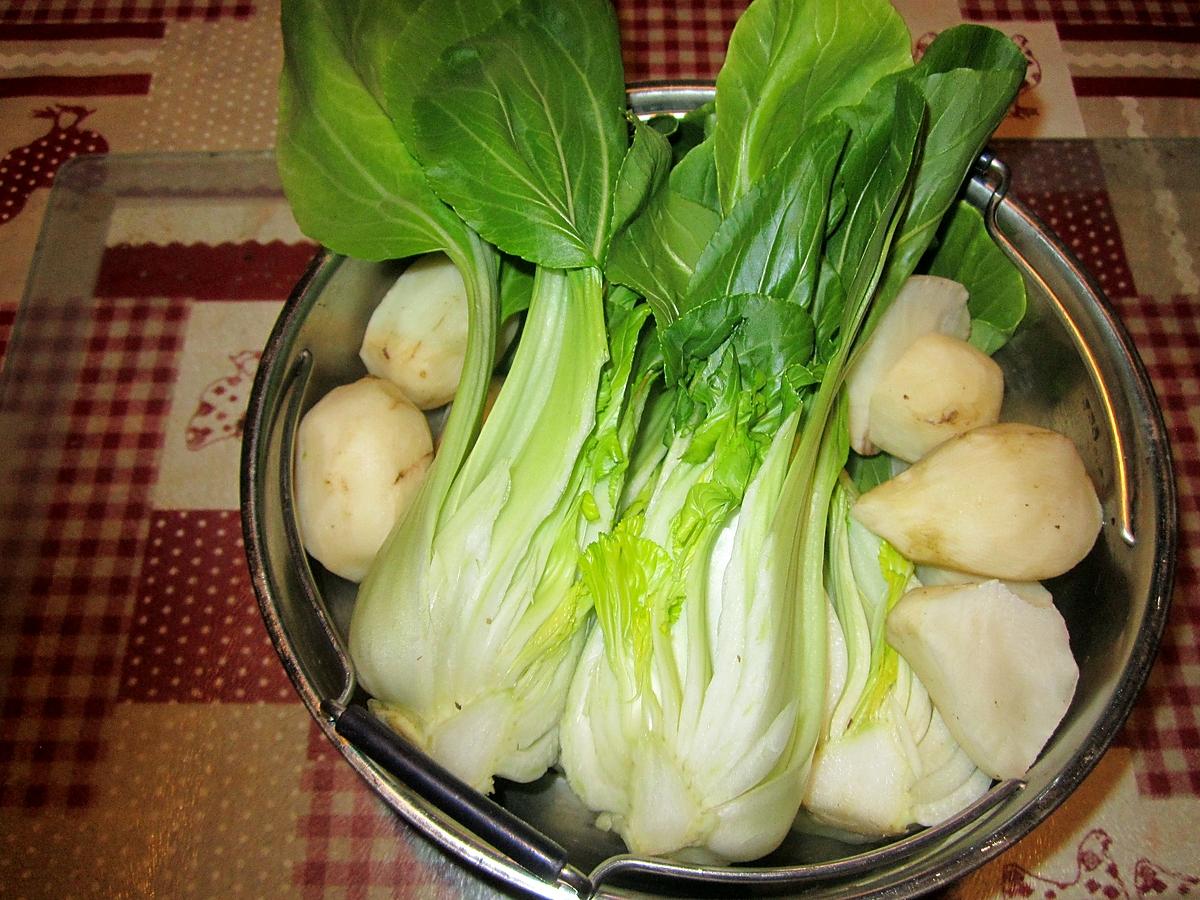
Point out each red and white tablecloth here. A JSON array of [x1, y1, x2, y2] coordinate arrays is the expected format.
[[0, 2, 1197, 897]]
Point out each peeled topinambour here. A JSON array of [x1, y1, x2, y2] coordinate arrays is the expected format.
[[295, 376, 433, 582], [846, 275, 972, 456], [359, 252, 469, 410], [851, 423, 1102, 581], [867, 332, 1004, 463], [886, 579, 1079, 780]]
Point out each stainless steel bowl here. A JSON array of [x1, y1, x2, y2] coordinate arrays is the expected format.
[[241, 87, 1176, 898]]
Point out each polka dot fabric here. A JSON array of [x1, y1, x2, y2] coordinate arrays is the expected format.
[[119, 510, 293, 703], [135, 16, 281, 152], [1020, 190, 1137, 296], [993, 139, 1138, 298]]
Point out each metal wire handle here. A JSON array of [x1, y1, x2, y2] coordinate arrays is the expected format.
[[970, 150, 1136, 545], [271, 345, 594, 897]]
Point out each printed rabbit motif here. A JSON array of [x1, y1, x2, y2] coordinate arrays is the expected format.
[[1003, 829, 1198, 899], [186, 350, 260, 450]]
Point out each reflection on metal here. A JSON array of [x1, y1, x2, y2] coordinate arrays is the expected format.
[[971, 153, 1137, 546], [587, 778, 1027, 893], [276, 348, 359, 710]]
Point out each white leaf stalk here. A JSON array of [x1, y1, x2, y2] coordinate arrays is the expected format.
[[350, 264, 649, 793], [560, 408, 818, 862], [800, 477, 990, 838]]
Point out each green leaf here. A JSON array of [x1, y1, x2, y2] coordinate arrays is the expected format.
[[660, 295, 745, 378], [579, 513, 673, 699], [927, 201, 1026, 353], [669, 137, 721, 213], [609, 116, 674, 245], [606, 187, 721, 328], [410, 0, 627, 268], [659, 292, 815, 392], [846, 450, 894, 493], [816, 77, 926, 353], [687, 120, 848, 309], [669, 100, 716, 165], [918, 21, 1027, 75], [605, 136, 725, 327], [333, 0, 522, 137], [278, 0, 502, 547], [874, 25, 1027, 305], [498, 254, 535, 322], [276, 0, 472, 260], [732, 294, 817, 390], [713, 0, 912, 213]]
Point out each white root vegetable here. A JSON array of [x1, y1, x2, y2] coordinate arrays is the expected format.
[[915, 564, 1052, 608], [886, 580, 1079, 780], [868, 332, 1003, 463], [851, 423, 1102, 581], [359, 252, 469, 410], [295, 376, 433, 582], [846, 275, 971, 456]]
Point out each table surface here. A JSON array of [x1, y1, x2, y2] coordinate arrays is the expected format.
[[0, 2, 1197, 898]]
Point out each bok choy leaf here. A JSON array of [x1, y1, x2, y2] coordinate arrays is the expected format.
[[927, 201, 1027, 354], [558, 58, 926, 860], [408, 0, 627, 269], [278, 0, 501, 597], [712, 0, 913, 213], [871, 25, 1027, 312], [328, 0, 659, 793]]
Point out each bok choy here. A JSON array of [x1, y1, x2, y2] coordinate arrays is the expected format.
[[801, 474, 991, 837], [281, 0, 659, 793], [277, 0, 1036, 865], [559, 2, 1025, 862]]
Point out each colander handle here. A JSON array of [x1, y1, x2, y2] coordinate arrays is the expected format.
[[969, 150, 1137, 545], [329, 701, 594, 897]]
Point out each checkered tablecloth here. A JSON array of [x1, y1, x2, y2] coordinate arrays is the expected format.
[[0, 2, 1197, 897]]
